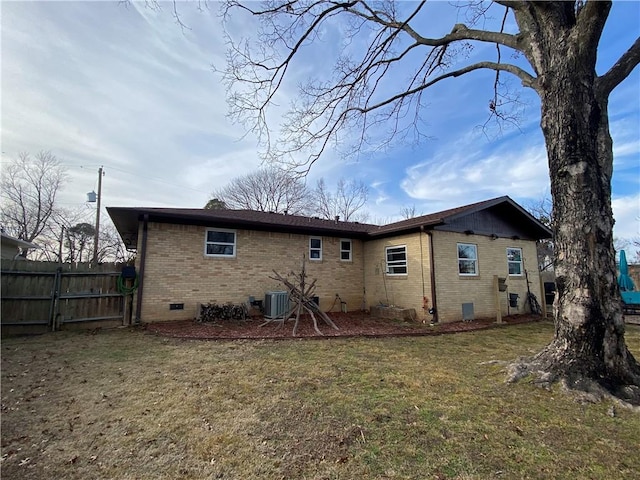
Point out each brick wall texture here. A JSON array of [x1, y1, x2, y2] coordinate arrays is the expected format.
[[136, 222, 365, 322], [429, 230, 542, 321], [136, 222, 543, 323], [363, 230, 543, 322]]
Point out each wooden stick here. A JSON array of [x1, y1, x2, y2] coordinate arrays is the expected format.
[[292, 292, 303, 336], [266, 256, 339, 335], [305, 306, 323, 335]]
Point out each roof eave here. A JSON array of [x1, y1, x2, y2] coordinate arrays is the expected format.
[[106, 207, 373, 249], [0, 233, 39, 249], [367, 219, 445, 238]]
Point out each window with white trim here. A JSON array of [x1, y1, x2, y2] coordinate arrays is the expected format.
[[205, 228, 236, 257], [340, 239, 352, 261], [309, 237, 322, 260], [457, 243, 478, 275], [507, 247, 523, 275], [386, 245, 407, 275]]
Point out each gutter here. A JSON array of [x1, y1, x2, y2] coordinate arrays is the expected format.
[[425, 229, 439, 323], [134, 214, 149, 324]]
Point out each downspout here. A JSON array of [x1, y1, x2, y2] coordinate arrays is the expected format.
[[425, 229, 439, 323], [419, 226, 427, 314], [362, 239, 367, 311], [134, 214, 149, 324]]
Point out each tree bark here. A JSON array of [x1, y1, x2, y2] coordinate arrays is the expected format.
[[508, 4, 640, 405]]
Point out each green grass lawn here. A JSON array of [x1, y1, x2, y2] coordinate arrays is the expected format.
[[2, 321, 639, 479]]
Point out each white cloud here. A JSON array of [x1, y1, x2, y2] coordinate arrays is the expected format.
[[1, 0, 637, 235], [614, 140, 640, 158], [613, 194, 640, 240], [611, 116, 640, 168], [401, 135, 549, 208], [1, 2, 252, 210]]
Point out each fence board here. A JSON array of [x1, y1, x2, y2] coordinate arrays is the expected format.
[[1, 260, 132, 335]]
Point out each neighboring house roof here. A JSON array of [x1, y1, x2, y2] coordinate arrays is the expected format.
[[107, 196, 552, 249], [1, 232, 39, 259]]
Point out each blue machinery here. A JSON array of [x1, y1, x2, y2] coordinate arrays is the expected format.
[[618, 250, 640, 315]]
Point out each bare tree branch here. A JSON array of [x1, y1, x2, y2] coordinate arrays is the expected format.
[[493, 0, 522, 9], [220, 1, 535, 170], [598, 37, 640, 97], [346, 1, 521, 50], [313, 177, 369, 221], [0, 151, 67, 246], [400, 204, 421, 219], [211, 166, 312, 214]]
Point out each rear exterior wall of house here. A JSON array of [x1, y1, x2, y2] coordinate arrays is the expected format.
[[431, 230, 543, 321], [363, 230, 543, 322], [363, 232, 434, 321], [135, 222, 365, 322]]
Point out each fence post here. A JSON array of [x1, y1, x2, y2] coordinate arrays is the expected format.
[[48, 267, 62, 331]]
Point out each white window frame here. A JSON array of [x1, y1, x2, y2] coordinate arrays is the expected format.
[[340, 239, 352, 262], [204, 228, 236, 258], [309, 236, 323, 261], [386, 245, 408, 275], [457, 243, 478, 276], [507, 247, 523, 276]]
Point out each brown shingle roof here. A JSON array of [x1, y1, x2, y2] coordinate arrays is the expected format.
[[107, 207, 376, 247], [107, 195, 551, 248], [369, 195, 551, 239], [369, 196, 509, 235]]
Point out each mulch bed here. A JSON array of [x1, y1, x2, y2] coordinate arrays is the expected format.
[[144, 312, 544, 340]]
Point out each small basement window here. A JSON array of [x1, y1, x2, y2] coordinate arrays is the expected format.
[[386, 245, 407, 275], [205, 228, 236, 257]]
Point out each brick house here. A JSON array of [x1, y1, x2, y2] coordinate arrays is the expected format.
[[108, 196, 551, 323]]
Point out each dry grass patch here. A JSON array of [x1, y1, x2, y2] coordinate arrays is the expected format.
[[2, 322, 640, 479]]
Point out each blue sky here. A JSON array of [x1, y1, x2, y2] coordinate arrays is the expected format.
[[1, 1, 638, 240]]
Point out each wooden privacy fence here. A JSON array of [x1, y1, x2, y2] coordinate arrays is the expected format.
[[1, 260, 134, 335]]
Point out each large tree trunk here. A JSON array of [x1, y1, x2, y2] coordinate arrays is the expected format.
[[509, 3, 640, 405]]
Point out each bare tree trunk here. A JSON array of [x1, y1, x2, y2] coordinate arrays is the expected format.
[[509, 22, 640, 403], [218, 0, 640, 403]]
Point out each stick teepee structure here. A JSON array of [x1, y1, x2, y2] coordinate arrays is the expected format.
[[262, 256, 339, 336]]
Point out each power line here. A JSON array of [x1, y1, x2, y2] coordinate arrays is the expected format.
[[62, 163, 211, 195], [1, 160, 213, 199], [101, 164, 211, 195]]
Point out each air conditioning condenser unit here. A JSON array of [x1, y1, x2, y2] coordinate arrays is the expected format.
[[264, 291, 289, 319]]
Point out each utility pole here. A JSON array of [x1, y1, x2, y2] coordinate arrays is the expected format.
[[92, 166, 103, 265], [58, 225, 65, 264]]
